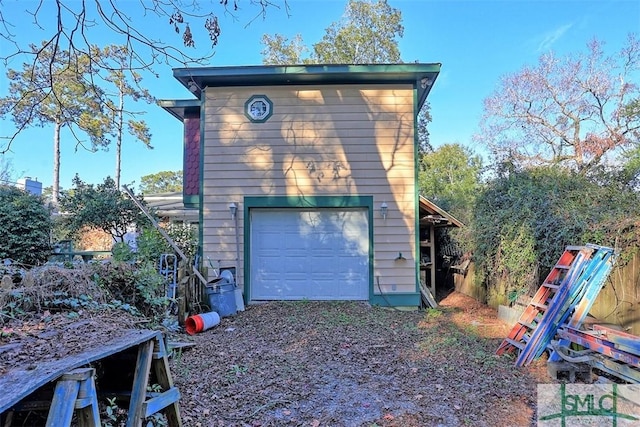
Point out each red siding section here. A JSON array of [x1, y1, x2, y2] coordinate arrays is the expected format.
[[184, 115, 200, 196]]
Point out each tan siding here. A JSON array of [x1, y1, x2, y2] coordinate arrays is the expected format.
[[202, 84, 417, 295]]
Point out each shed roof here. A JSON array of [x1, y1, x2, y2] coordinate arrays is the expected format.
[[144, 192, 198, 222], [419, 195, 464, 228], [160, 63, 440, 120]]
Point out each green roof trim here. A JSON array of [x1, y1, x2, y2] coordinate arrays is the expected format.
[[171, 63, 440, 111], [158, 99, 201, 122]]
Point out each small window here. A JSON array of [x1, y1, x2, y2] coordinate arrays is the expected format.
[[244, 95, 273, 123]]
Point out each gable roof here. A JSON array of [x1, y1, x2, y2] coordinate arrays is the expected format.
[[161, 63, 440, 120], [419, 195, 464, 228]]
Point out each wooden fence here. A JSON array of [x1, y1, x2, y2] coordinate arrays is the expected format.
[[454, 252, 640, 336]]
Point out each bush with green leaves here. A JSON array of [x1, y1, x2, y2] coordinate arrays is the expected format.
[[0, 185, 52, 265], [472, 165, 640, 306], [111, 241, 136, 263], [136, 223, 197, 265], [133, 262, 171, 317], [165, 222, 198, 258], [136, 227, 171, 264], [59, 175, 149, 242], [89, 261, 169, 320]]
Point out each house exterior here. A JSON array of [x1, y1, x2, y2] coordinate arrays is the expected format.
[[160, 64, 444, 307]]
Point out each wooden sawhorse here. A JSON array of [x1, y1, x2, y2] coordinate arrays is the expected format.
[[127, 332, 181, 427], [1, 330, 182, 427], [46, 368, 101, 427]]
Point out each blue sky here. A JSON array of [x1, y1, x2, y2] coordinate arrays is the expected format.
[[1, 0, 639, 191]]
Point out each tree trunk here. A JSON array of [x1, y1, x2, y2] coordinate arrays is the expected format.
[[52, 120, 62, 205], [115, 82, 124, 188]]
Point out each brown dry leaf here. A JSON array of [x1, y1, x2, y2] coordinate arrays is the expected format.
[[4, 291, 543, 427]]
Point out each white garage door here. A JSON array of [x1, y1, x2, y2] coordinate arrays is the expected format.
[[250, 208, 369, 300]]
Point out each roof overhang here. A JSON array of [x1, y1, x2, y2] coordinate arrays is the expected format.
[[419, 195, 464, 228], [158, 99, 201, 122], [144, 192, 199, 222], [166, 63, 440, 115]]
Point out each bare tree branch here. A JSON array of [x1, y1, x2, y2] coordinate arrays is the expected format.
[[0, 0, 289, 151], [475, 34, 640, 173]]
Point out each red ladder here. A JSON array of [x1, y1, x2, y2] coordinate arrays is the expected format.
[[496, 246, 593, 357]]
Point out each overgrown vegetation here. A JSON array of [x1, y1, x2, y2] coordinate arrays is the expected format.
[[420, 35, 640, 307], [0, 186, 52, 265], [0, 261, 171, 326], [0, 176, 198, 328], [114, 223, 198, 265], [59, 175, 148, 242], [471, 165, 640, 306]]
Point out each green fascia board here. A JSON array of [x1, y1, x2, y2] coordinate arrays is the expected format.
[[158, 99, 201, 122], [172, 63, 440, 110], [242, 195, 374, 305], [183, 194, 199, 208]]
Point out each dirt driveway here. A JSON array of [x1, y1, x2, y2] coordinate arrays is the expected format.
[[172, 292, 547, 427]]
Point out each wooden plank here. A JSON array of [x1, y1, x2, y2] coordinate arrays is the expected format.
[[45, 377, 81, 427], [590, 356, 640, 384], [0, 330, 160, 414], [419, 280, 437, 308], [557, 327, 640, 367], [151, 337, 182, 426], [143, 388, 181, 418], [166, 341, 196, 351], [126, 339, 155, 427]]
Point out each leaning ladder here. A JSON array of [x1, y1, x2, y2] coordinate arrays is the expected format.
[[495, 246, 594, 365], [547, 246, 616, 363]]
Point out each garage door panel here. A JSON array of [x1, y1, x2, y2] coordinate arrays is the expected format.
[[251, 209, 369, 300], [285, 235, 308, 250]]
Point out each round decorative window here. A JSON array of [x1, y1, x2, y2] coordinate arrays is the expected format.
[[244, 95, 273, 123]]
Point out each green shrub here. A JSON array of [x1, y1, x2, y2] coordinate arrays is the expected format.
[[136, 227, 171, 264], [0, 186, 52, 265], [112, 241, 135, 263], [133, 261, 170, 318], [89, 261, 169, 321], [472, 166, 640, 303], [136, 224, 197, 265]]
